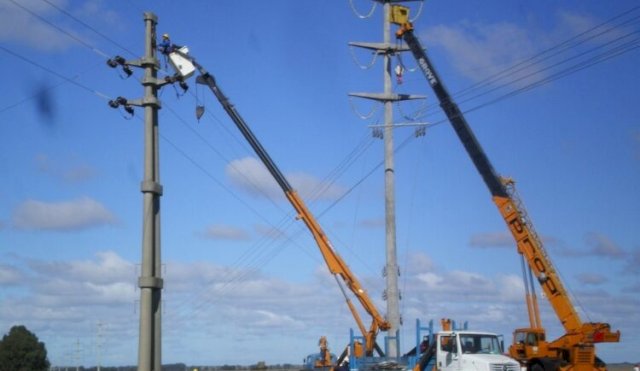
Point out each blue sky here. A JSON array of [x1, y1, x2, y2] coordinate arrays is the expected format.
[[0, 0, 638, 368]]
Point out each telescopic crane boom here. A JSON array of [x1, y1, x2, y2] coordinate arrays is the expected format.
[[182, 54, 389, 357], [391, 7, 620, 371]]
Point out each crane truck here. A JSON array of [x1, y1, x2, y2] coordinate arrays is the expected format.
[[157, 41, 520, 371], [168, 47, 390, 362], [390, 5, 621, 371]]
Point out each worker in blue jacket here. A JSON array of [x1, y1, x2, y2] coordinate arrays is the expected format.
[[158, 33, 177, 55]]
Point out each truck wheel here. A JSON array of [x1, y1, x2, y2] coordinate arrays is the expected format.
[[530, 364, 544, 371]]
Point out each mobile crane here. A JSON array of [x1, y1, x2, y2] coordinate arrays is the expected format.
[[170, 49, 390, 361], [390, 6, 620, 371]]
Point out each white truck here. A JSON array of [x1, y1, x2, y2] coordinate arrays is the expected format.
[[344, 320, 520, 371], [423, 330, 521, 371]]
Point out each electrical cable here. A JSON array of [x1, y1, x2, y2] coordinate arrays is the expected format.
[[7, 0, 638, 341], [349, 44, 381, 70], [349, 0, 377, 19], [453, 6, 640, 100], [0, 45, 111, 101], [10, 0, 110, 59], [0, 9, 309, 323], [456, 30, 640, 108], [40, 0, 139, 57]]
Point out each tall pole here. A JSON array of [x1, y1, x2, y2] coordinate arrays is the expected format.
[[76, 339, 80, 371], [381, 1, 401, 358], [137, 12, 163, 371], [349, 0, 426, 357], [106, 11, 170, 371], [97, 322, 102, 371]]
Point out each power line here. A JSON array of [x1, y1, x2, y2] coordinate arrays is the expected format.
[[9, 0, 110, 58], [454, 5, 640, 99], [0, 45, 111, 101], [457, 31, 640, 107], [5, 1, 637, 340], [3, 0, 330, 323], [40, 0, 139, 57]]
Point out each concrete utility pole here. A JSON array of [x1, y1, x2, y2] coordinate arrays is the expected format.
[[76, 338, 81, 371], [96, 321, 103, 371], [349, 0, 425, 357], [106, 12, 168, 371], [137, 12, 164, 371]]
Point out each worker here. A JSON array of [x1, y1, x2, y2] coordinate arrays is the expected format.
[[419, 337, 429, 353], [158, 33, 178, 55]]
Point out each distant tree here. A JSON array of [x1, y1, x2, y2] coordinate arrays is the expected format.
[[0, 325, 50, 371]]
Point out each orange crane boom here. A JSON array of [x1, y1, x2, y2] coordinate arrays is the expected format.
[[186, 57, 389, 357]]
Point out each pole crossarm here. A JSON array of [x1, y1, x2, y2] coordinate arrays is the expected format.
[[349, 41, 409, 54], [349, 92, 425, 102]]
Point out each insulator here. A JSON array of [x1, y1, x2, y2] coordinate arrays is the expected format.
[[106, 59, 118, 68], [196, 105, 205, 121], [122, 66, 133, 77], [373, 128, 383, 139]]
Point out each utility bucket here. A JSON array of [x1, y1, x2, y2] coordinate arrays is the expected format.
[[168, 46, 195, 79]]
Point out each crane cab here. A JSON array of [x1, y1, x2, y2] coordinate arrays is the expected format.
[[510, 328, 547, 361]]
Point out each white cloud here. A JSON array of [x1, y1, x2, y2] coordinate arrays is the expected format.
[[21, 251, 136, 307], [225, 156, 346, 201], [469, 231, 514, 248], [359, 217, 384, 229], [423, 20, 537, 87], [12, 197, 116, 231], [420, 10, 617, 91], [0, 0, 76, 52], [1, 249, 636, 367], [404, 251, 435, 275], [0, 0, 124, 53], [30, 251, 133, 284], [575, 272, 607, 285], [0, 264, 23, 285], [254, 223, 287, 240], [35, 153, 96, 183], [288, 171, 346, 201], [496, 274, 526, 302], [584, 232, 625, 258], [556, 11, 601, 40], [415, 272, 443, 289], [226, 157, 282, 199], [201, 224, 251, 241], [253, 309, 305, 329]]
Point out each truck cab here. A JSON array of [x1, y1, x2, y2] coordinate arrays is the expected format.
[[435, 331, 520, 371]]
